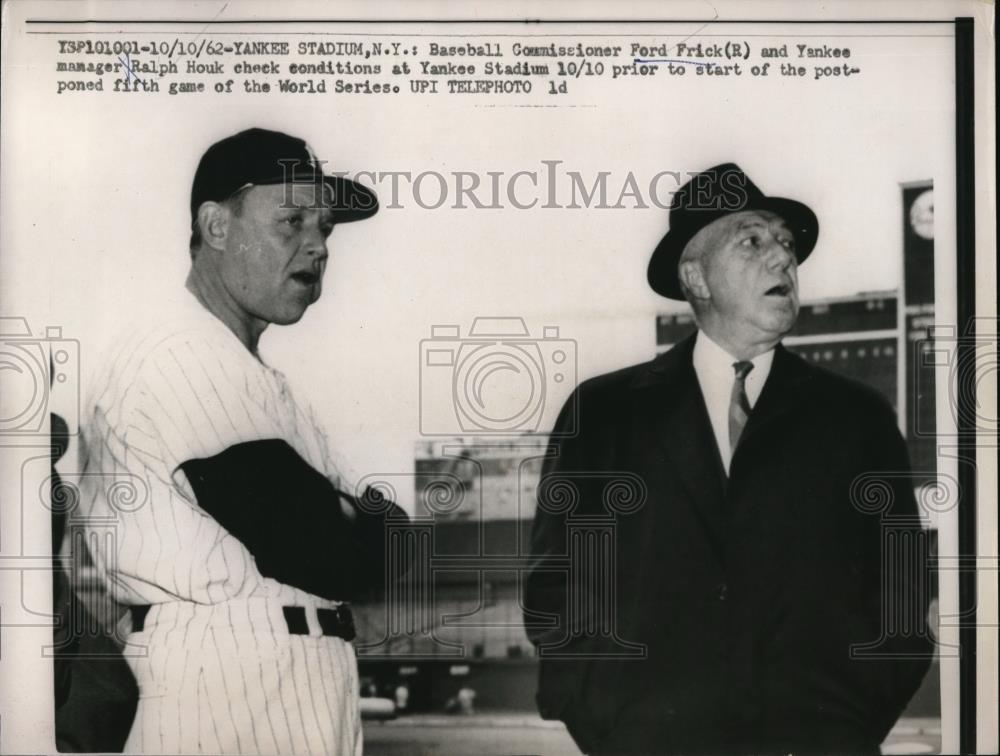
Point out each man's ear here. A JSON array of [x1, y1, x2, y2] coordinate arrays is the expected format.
[[196, 201, 229, 252], [679, 260, 710, 301]]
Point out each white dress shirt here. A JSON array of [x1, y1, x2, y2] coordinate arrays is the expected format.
[[691, 330, 775, 474]]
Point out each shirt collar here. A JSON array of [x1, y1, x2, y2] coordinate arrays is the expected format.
[[692, 330, 775, 407]]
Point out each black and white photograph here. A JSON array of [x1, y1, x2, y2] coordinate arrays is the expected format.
[[0, 1, 995, 754]]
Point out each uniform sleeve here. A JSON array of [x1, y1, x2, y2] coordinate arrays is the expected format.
[[94, 328, 409, 605], [85, 332, 272, 605], [178, 439, 408, 601]]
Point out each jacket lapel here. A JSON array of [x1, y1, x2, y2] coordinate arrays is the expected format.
[[630, 335, 728, 563]]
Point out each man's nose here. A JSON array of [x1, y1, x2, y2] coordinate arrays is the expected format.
[[764, 239, 795, 271], [301, 227, 329, 259]]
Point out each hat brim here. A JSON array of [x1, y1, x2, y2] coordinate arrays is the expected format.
[[244, 173, 379, 223], [648, 196, 818, 300]]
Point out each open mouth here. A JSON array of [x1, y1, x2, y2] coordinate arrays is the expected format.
[[289, 271, 320, 286], [764, 283, 792, 297]]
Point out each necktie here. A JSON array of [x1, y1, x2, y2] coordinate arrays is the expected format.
[[728, 360, 754, 454]]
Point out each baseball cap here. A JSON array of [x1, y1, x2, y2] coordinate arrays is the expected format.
[[190, 127, 379, 222]]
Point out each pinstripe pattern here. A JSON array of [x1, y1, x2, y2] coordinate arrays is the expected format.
[[80, 293, 362, 755]]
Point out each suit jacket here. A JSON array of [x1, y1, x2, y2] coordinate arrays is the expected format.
[[524, 334, 932, 755]]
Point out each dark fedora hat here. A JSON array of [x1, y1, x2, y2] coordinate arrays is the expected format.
[[191, 127, 378, 222], [647, 163, 818, 299]]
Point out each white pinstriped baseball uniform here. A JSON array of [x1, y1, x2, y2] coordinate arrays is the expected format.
[[79, 291, 362, 755]]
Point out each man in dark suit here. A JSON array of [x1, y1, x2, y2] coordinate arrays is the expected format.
[[524, 164, 932, 755]]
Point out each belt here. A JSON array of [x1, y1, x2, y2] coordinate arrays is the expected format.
[[131, 603, 356, 641]]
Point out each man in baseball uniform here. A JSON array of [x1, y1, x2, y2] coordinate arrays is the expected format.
[[78, 127, 403, 754]]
